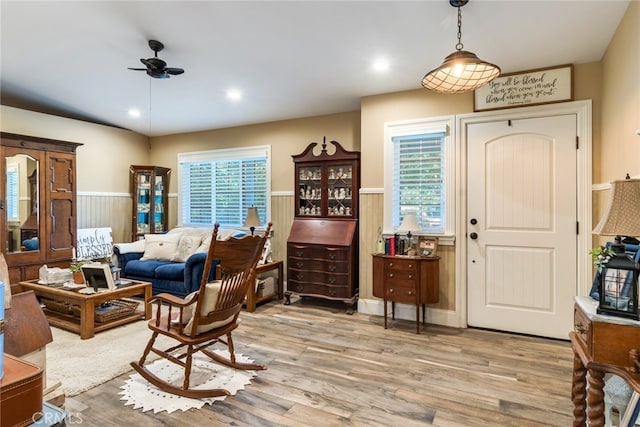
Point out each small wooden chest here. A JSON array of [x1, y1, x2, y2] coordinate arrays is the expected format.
[[1, 353, 43, 427]]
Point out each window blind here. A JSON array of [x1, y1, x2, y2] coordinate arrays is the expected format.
[[178, 146, 270, 228], [6, 165, 19, 221], [392, 132, 445, 233]]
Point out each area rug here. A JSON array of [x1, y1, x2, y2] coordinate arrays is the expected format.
[[47, 320, 173, 396], [119, 349, 258, 413]]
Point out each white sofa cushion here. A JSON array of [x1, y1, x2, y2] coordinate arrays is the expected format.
[[140, 233, 181, 261], [171, 235, 202, 262]]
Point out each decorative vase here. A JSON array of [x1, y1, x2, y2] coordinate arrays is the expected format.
[[73, 271, 84, 284]]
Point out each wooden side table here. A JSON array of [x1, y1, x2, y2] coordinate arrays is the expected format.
[[372, 254, 439, 333], [570, 296, 640, 426], [246, 260, 283, 312]]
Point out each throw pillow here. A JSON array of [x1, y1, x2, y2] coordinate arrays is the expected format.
[[140, 233, 181, 261], [195, 235, 212, 254], [171, 235, 202, 262], [182, 280, 235, 335]]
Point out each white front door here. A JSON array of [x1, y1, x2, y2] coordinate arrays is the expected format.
[[466, 114, 577, 339]]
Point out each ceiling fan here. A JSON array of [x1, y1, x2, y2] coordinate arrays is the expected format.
[[128, 39, 184, 79]]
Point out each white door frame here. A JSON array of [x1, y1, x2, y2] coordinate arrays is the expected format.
[[453, 100, 592, 329]]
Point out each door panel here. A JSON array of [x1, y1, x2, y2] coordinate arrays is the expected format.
[[467, 115, 577, 339]]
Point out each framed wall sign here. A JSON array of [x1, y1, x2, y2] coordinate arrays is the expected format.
[[419, 237, 438, 257], [474, 64, 573, 112]]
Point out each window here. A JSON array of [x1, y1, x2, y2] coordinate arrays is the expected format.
[[384, 116, 454, 235], [178, 146, 271, 228], [6, 164, 19, 221]]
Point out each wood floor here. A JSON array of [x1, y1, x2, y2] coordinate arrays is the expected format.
[[65, 298, 575, 426]]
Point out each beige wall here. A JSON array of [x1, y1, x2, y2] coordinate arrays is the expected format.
[[1, 105, 149, 242], [600, 0, 639, 184], [1, 105, 149, 193], [149, 111, 361, 194], [593, 0, 640, 248]]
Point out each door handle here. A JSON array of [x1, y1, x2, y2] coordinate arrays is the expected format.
[[470, 232, 478, 240], [470, 218, 477, 225]]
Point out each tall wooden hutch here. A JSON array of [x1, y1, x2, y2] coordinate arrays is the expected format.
[[286, 138, 360, 313], [130, 165, 170, 241], [1, 132, 82, 288]]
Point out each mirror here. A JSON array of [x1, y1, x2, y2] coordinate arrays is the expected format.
[[5, 154, 39, 253]]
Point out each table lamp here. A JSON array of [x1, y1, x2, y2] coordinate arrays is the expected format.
[[397, 212, 420, 255], [243, 206, 262, 236], [592, 177, 640, 320]]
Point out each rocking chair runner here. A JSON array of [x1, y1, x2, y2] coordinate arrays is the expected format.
[[130, 222, 272, 398]]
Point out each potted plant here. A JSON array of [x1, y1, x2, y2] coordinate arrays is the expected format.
[[70, 261, 86, 284]]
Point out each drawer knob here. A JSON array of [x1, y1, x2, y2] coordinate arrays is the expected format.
[[296, 262, 303, 268], [408, 290, 413, 296], [408, 274, 413, 279], [296, 251, 303, 256], [408, 264, 413, 268], [389, 262, 393, 267], [389, 273, 394, 278], [389, 288, 394, 293]]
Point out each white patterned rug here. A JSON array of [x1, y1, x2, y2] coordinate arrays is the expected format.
[[119, 349, 258, 413]]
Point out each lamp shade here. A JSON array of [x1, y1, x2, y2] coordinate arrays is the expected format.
[[397, 212, 420, 233], [243, 206, 262, 228], [422, 50, 501, 94], [593, 179, 640, 237]]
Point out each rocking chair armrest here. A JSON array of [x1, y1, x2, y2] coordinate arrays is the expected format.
[[149, 292, 199, 329], [150, 292, 193, 307]]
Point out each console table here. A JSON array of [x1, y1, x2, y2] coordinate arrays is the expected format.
[[372, 254, 439, 334], [570, 296, 640, 426]]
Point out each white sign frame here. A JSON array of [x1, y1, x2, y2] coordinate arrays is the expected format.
[[76, 227, 113, 260], [474, 64, 573, 112]]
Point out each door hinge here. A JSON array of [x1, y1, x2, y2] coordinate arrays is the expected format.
[[577, 221, 579, 235], [576, 136, 579, 149]]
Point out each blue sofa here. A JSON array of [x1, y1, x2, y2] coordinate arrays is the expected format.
[[113, 227, 244, 298], [113, 248, 215, 298]]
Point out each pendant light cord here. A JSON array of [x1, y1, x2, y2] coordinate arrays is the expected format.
[[456, 4, 464, 51]]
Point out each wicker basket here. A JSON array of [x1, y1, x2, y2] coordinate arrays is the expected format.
[[70, 300, 140, 323], [42, 298, 72, 314]]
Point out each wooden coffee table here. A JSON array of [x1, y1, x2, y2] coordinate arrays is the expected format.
[[18, 279, 152, 339]]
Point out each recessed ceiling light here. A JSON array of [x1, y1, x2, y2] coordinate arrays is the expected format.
[[372, 59, 389, 72], [128, 108, 141, 118], [226, 89, 242, 101]]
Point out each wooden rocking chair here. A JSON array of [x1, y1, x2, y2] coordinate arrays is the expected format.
[[130, 222, 271, 398]]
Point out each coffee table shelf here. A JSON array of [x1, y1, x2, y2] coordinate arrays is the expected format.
[[18, 279, 152, 339]]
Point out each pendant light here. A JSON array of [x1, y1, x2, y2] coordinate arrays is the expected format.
[[422, 0, 501, 94]]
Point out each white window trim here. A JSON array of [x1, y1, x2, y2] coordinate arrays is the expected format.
[[176, 145, 272, 228], [383, 115, 455, 238]]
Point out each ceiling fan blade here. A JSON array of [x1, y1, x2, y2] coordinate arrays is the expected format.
[[128, 67, 147, 71], [147, 69, 170, 79], [165, 67, 184, 75]]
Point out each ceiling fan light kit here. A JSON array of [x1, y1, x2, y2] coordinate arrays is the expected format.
[[422, 0, 500, 94], [128, 39, 184, 79]]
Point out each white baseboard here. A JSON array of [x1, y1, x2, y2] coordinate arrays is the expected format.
[[357, 298, 462, 328]]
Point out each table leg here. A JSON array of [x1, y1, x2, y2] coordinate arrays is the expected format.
[[79, 300, 95, 340], [277, 261, 284, 300], [383, 299, 388, 329], [587, 368, 605, 427], [571, 351, 587, 427], [144, 285, 152, 320], [415, 303, 420, 334]]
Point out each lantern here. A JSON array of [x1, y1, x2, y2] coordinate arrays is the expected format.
[[597, 248, 639, 320]]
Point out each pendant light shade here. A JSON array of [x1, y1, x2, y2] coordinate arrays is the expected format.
[[422, 0, 501, 94]]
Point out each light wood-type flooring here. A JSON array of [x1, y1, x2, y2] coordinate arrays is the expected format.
[[65, 297, 575, 426]]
